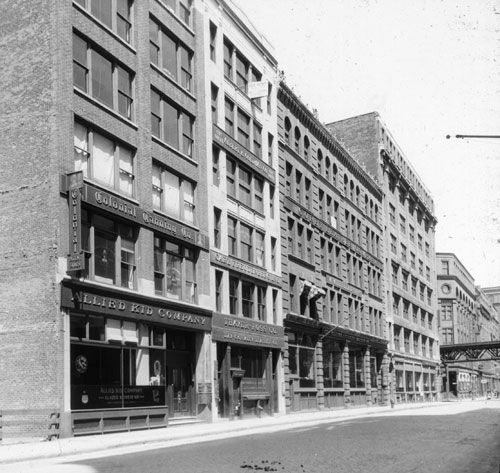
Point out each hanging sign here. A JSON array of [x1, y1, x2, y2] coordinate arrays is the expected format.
[[67, 171, 85, 272]]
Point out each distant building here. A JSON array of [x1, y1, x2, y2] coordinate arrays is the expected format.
[[327, 112, 441, 404], [278, 86, 388, 411]]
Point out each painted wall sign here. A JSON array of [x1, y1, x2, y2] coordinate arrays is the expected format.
[[210, 251, 281, 286], [67, 171, 84, 272], [61, 284, 212, 331], [82, 183, 209, 250], [285, 197, 383, 270], [212, 313, 284, 349], [213, 125, 276, 184]]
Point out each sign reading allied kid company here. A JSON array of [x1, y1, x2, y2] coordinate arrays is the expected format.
[[212, 313, 284, 349], [67, 171, 85, 272], [61, 284, 212, 331]]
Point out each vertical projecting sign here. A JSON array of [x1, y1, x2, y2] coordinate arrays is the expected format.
[[67, 171, 85, 272]]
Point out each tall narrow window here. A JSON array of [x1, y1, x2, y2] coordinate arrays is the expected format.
[[213, 207, 221, 249], [211, 83, 218, 124], [209, 21, 217, 61], [225, 98, 234, 136], [223, 40, 233, 80], [215, 270, 223, 312], [212, 146, 220, 186]]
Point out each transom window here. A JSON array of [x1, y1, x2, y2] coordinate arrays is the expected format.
[[74, 0, 132, 43], [81, 210, 137, 289], [151, 90, 194, 157], [154, 236, 197, 303], [152, 163, 195, 225], [149, 19, 193, 91], [73, 34, 133, 119], [74, 121, 134, 197]]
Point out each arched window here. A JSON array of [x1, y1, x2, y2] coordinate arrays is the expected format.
[[356, 186, 360, 206], [317, 149, 323, 175], [343, 174, 348, 195], [303, 136, 310, 161], [374, 204, 379, 222], [325, 156, 331, 180], [332, 163, 338, 186], [294, 127, 301, 154], [284, 117, 291, 145], [349, 180, 354, 201]]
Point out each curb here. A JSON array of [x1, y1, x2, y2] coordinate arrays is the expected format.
[[0, 400, 486, 465]]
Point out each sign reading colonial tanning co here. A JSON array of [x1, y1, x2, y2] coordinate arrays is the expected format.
[[67, 171, 85, 272]]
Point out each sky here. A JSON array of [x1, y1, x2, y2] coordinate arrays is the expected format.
[[234, 0, 500, 287]]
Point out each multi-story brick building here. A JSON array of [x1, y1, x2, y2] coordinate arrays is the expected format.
[[278, 85, 388, 412], [327, 113, 440, 404], [0, 0, 280, 439]]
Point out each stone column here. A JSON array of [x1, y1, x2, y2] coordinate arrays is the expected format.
[[365, 346, 372, 406], [343, 342, 351, 407]]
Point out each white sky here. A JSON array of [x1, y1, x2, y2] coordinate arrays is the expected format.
[[234, 0, 500, 287]]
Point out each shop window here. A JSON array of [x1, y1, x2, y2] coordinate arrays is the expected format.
[[154, 236, 197, 303], [322, 340, 343, 388], [288, 331, 316, 388], [70, 318, 170, 410], [151, 89, 194, 157], [80, 210, 136, 289], [152, 163, 195, 225], [349, 349, 365, 388], [74, 121, 134, 197], [73, 33, 133, 119], [74, 0, 132, 44]]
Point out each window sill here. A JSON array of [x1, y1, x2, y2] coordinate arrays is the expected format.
[[151, 135, 198, 166], [74, 88, 138, 130], [151, 63, 196, 101]]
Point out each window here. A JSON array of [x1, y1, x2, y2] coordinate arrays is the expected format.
[[211, 83, 218, 124], [152, 163, 195, 224], [151, 90, 194, 157], [235, 53, 249, 93], [81, 210, 136, 288], [229, 276, 266, 320], [226, 158, 265, 213], [267, 133, 274, 165], [253, 123, 262, 158], [237, 109, 250, 148], [391, 234, 397, 254], [349, 349, 365, 388], [215, 270, 223, 312], [154, 236, 197, 303], [74, 121, 134, 196], [212, 146, 220, 186], [322, 340, 343, 388], [441, 303, 452, 321], [389, 203, 396, 224], [223, 39, 233, 80], [224, 97, 234, 135], [74, 0, 132, 43], [73, 33, 133, 119], [271, 237, 277, 271], [288, 331, 316, 388], [159, 0, 192, 26], [213, 207, 221, 249], [227, 215, 266, 267], [441, 260, 449, 275], [209, 21, 217, 61]]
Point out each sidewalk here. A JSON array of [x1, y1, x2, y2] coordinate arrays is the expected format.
[[0, 398, 495, 466]]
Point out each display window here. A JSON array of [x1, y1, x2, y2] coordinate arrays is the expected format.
[[288, 331, 316, 388], [70, 315, 167, 410], [322, 340, 343, 388]]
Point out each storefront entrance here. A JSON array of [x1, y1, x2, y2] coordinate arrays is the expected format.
[[166, 351, 195, 417]]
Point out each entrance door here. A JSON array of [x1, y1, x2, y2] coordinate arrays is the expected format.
[[167, 352, 194, 417]]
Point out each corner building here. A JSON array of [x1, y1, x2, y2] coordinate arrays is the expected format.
[[328, 113, 441, 404], [0, 0, 259, 439], [278, 85, 388, 412], [199, 1, 284, 419]]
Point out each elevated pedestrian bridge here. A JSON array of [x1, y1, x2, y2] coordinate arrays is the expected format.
[[440, 340, 500, 363]]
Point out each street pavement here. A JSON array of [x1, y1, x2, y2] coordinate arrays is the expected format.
[[1, 398, 498, 468]]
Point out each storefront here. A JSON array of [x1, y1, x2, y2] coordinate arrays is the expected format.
[[212, 313, 284, 419], [62, 281, 212, 435]]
